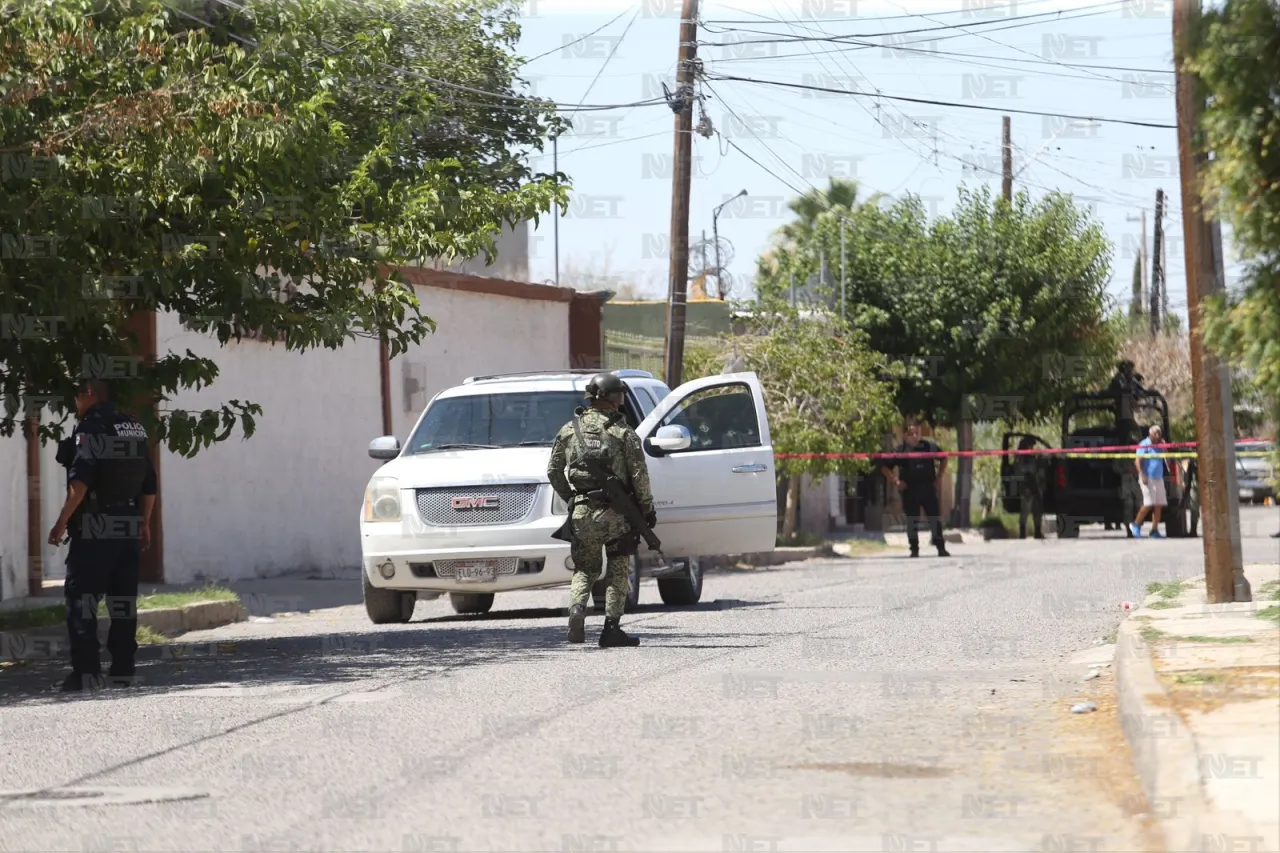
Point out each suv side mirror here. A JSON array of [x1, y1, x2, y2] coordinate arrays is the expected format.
[[648, 424, 691, 454], [368, 436, 401, 460]]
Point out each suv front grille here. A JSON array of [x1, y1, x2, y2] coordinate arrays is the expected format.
[[415, 483, 540, 526]]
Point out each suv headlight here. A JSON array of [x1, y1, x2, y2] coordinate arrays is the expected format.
[[551, 490, 569, 516], [363, 477, 401, 522]]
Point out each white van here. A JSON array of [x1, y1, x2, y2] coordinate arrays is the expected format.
[[358, 369, 777, 622]]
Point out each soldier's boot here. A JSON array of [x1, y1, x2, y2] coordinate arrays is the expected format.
[[567, 604, 586, 644], [599, 617, 640, 648]]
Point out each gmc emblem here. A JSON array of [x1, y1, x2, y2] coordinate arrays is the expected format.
[[452, 496, 499, 510]]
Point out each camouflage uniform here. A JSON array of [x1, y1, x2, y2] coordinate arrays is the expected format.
[[547, 407, 655, 620]]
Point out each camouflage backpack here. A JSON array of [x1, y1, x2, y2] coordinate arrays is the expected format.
[[568, 409, 624, 494]]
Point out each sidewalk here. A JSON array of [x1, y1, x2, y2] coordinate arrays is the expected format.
[[1115, 562, 1280, 853]]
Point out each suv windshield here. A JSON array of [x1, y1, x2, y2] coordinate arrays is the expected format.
[[405, 391, 583, 454]]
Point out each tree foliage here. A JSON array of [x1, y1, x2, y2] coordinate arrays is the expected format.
[[691, 308, 899, 479], [756, 185, 1119, 428], [1190, 0, 1280, 432], [1, 0, 565, 452]]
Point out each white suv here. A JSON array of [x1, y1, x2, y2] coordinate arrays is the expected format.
[[359, 369, 777, 622]]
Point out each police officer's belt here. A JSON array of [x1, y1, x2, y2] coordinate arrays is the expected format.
[[86, 496, 141, 512]]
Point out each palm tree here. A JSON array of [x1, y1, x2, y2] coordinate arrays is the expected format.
[[777, 178, 882, 249]]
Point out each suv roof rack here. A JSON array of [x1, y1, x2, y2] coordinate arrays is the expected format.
[[462, 368, 654, 384]]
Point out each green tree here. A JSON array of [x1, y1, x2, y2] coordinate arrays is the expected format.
[[755, 184, 1118, 526], [687, 308, 899, 539], [1190, 0, 1280, 435], [0, 0, 565, 452]]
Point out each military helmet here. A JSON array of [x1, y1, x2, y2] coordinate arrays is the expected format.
[[585, 372, 626, 400]]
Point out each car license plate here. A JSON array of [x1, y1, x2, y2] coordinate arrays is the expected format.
[[455, 561, 497, 582]]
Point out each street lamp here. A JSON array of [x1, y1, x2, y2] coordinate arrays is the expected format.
[[712, 190, 747, 299]]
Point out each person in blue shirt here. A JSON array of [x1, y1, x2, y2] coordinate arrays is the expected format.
[[1130, 425, 1167, 539]]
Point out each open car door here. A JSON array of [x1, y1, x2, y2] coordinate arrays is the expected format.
[[1000, 432, 1051, 515], [636, 372, 777, 558]]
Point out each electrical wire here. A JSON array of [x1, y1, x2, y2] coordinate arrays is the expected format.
[[701, 0, 1129, 43], [705, 0, 1102, 25], [708, 73, 1178, 128], [518, 6, 635, 67], [706, 38, 1176, 75], [188, 0, 669, 113], [877, 0, 1147, 90]]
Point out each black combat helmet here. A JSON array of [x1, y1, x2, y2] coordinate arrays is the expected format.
[[585, 372, 626, 400]]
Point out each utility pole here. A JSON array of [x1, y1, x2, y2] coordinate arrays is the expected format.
[[1173, 0, 1247, 604], [1001, 116, 1012, 201], [1151, 188, 1165, 336], [662, 0, 700, 389]]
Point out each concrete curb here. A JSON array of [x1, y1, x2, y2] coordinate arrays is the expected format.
[[702, 546, 831, 570], [1114, 593, 1267, 851], [0, 599, 247, 661]]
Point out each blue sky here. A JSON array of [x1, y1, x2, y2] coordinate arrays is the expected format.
[[510, 0, 1228, 322]]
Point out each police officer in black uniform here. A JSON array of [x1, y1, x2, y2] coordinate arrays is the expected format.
[[882, 420, 951, 558], [48, 378, 157, 692]]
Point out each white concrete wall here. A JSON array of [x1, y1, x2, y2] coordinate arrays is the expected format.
[[390, 284, 570, 438], [156, 309, 385, 584], [798, 474, 831, 536], [0, 424, 72, 598], [0, 434, 29, 600], [157, 279, 570, 585]]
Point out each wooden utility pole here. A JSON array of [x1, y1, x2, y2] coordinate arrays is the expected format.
[[1001, 116, 1012, 201], [1150, 188, 1166, 336], [1172, 0, 1247, 603], [661, 0, 700, 389], [1139, 209, 1149, 310]]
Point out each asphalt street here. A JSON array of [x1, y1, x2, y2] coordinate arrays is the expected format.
[[2, 507, 1278, 852]]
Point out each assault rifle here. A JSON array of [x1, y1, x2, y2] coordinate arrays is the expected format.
[[550, 415, 666, 565]]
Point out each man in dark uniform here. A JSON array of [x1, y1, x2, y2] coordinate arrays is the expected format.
[[1014, 435, 1046, 539], [882, 420, 951, 558], [47, 378, 156, 692]]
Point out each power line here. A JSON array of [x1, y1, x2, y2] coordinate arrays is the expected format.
[[190, 0, 667, 113], [874, 0, 1139, 90], [707, 38, 1175, 75], [708, 73, 1177, 128], [518, 6, 634, 67], [706, 0, 1097, 25], [702, 0, 1128, 44]]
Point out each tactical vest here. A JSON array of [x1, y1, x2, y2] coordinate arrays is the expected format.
[[77, 407, 150, 510], [568, 410, 624, 495]]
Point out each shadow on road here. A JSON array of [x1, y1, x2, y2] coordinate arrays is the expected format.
[[0, 597, 775, 704], [0, 622, 553, 705]]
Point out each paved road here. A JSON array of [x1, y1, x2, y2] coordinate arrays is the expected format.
[[2, 508, 1277, 852]]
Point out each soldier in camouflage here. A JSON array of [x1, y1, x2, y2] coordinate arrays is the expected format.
[[547, 373, 655, 648]]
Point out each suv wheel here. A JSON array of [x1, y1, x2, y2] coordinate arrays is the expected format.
[[363, 572, 415, 624], [450, 593, 495, 615], [1056, 515, 1080, 539], [592, 557, 640, 614], [658, 558, 703, 606]]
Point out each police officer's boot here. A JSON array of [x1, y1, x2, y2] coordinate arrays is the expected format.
[[567, 604, 586, 644], [598, 617, 640, 648], [60, 672, 105, 693]]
